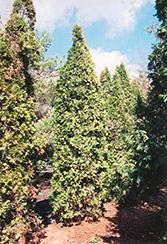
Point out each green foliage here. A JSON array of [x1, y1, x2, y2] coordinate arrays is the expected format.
[[131, 78, 145, 98], [100, 66, 112, 95], [90, 236, 101, 243], [155, 0, 167, 22], [126, 8, 167, 235], [34, 70, 58, 118], [34, 32, 60, 118], [148, 0, 167, 139], [105, 63, 140, 201], [36, 31, 54, 59], [12, 0, 36, 31], [0, 0, 41, 242], [134, 0, 167, 194], [5, 14, 40, 95], [50, 25, 111, 222], [34, 108, 55, 165], [33, 31, 62, 165]]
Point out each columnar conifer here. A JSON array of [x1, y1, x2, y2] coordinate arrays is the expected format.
[[107, 63, 138, 200], [50, 25, 110, 222], [141, 0, 167, 190], [0, 0, 40, 242]]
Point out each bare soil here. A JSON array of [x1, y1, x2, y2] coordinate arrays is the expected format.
[[33, 174, 167, 244]]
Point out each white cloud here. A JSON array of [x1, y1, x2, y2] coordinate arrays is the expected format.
[[0, 0, 155, 37], [90, 48, 127, 76], [34, 0, 155, 37], [0, 0, 13, 26], [89, 47, 139, 78], [0, 0, 150, 78], [34, 0, 75, 31]]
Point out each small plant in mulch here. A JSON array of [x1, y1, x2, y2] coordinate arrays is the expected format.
[[90, 236, 101, 244]]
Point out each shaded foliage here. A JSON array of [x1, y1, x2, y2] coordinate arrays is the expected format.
[[133, 0, 167, 196]]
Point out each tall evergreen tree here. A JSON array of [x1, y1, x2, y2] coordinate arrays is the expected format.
[[128, 3, 167, 236], [106, 63, 138, 200], [50, 25, 110, 222], [143, 0, 167, 189], [0, 0, 41, 242], [127, 1, 167, 204], [109, 63, 136, 133]]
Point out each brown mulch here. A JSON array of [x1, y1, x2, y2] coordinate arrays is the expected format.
[[33, 175, 167, 244]]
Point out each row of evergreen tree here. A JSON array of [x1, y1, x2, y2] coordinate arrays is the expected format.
[[0, 0, 166, 242]]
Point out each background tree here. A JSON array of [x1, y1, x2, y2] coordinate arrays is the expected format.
[[34, 31, 62, 166], [34, 31, 61, 119], [134, 0, 167, 195], [105, 63, 139, 201], [127, 2, 167, 237], [146, 0, 167, 188], [0, 0, 41, 242], [100, 66, 112, 95], [50, 25, 111, 222]]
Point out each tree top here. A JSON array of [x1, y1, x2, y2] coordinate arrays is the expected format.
[[12, 0, 36, 30], [72, 24, 84, 43]]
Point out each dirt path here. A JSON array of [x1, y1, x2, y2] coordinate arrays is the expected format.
[[34, 176, 167, 244]]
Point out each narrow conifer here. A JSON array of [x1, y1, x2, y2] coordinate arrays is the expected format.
[[50, 25, 110, 222], [106, 63, 137, 200], [0, 0, 40, 242]]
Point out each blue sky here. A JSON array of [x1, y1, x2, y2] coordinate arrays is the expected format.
[[1, 0, 157, 77]]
